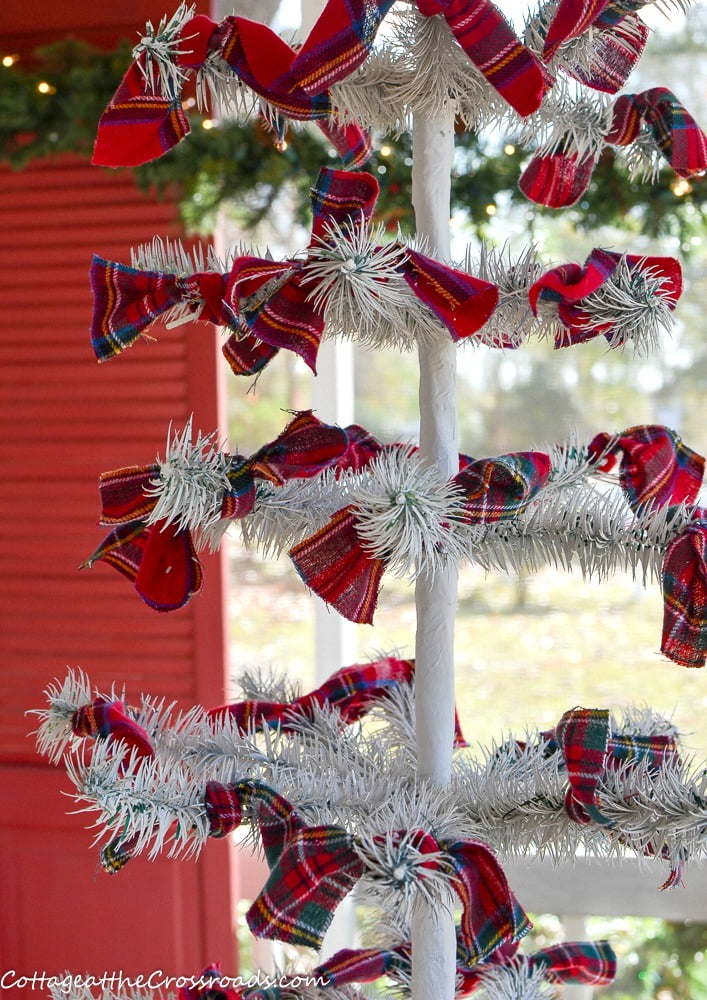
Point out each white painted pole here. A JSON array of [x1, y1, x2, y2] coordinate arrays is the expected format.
[[410, 109, 458, 1000]]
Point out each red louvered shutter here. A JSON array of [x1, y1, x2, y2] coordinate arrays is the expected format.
[[0, 146, 237, 989]]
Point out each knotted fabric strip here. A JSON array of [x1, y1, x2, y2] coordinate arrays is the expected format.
[[541, 0, 611, 61], [247, 825, 365, 948], [82, 519, 204, 612], [416, 0, 547, 116], [71, 696, 154, 759], [85, 412, 359, 611], [607, 87, 707, 178], [528, 248, 682, 344], [662, 511, 707, 667], [208, 656, 413, 729], [290, 450, 551, 623], [558, 16, 648, 95], [457, 939, 616, 994], [518, 149, 597, 209], [93, 4, 382, 168], [89, 255, 230, 362], [555, 707, 680, 827], [588, 425, 704, 513], [224, 168, 498, 373]]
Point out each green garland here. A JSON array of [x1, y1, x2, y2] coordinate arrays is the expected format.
[[2, 37, 705, 242]]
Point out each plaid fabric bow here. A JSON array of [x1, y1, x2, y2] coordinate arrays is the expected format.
[[290, 450, 550, 623], [92, 4, 383, 168], [71, 696, 154, 759], [224, 167, 499, 374], [205, 779, 303, 865], [552, 13, 648, 95], [249, 827, 529, 956], [456, 939, 616, 994], [607, 87, 707, 179], [588, 425, 704, 512], [528, 248, 682, 344], [208, 656, 413, 729], [554, 707, 680, 827], [248, 824, 365, 949], [662, 511, 707, 668], [89, 255, 231, 363], [84, 411, 353, 611], [415, 0, 546, 116]]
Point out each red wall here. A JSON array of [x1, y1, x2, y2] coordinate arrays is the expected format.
[[0, 2, 239, 989]]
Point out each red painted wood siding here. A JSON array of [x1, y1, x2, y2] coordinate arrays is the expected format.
[[0, 25, 239, 982]]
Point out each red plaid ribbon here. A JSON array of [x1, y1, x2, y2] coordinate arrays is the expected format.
[[89, 255, 229, 362], [210, 657, 467, 748], [72, 696, 154, 759], [291, 450, 550, 623], [554, 707, 680, 826], [607, 88, 707, 178], [588, 425, 704, 513], [86, 412, 358, 611], [528, 248, 682, 344], [83, 518, 204, 613], [247, 825, 365, 948], [518, 150, 596, 209], [416, 0, 547, 116], [100, 833, 141, 875], [662, 511, 707, 668], [224, 168, 498, 373], [457, 939, 616, 994], [93, 6, 381, 168], [542, 0, 611, 60], [204, 780, 303, 865], [561, 16, 648, 94]]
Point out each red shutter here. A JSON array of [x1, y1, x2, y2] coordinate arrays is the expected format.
[[0, 150, 237, 980]]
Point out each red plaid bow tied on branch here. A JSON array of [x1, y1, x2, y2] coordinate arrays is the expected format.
[[90, 255, 231, 363], [290, 450, 551, 624], [71, 696, 154, 761], [414, 0, 547, 116], [92, 0, 398, 169], [520, 87, 707, 209], [249, 824, 530, 959], [208, 656, 468, 747], [528, 248, 682, 347], [82, 411, 353, 612], [587, 424, 705, 513], [540, 0, 649, 94], [547, 707, 684, 886], [225, 167, 499, 375], [662, 509, 707, 668]]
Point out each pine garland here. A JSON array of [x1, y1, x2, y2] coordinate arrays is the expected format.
[[1, 39, 705, 240]]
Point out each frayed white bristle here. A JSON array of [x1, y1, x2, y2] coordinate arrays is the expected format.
[[31, 668, 95, 764], [132, 3, 196, 97], [144, 418, 231, 533], [469, 243, 551, 347]]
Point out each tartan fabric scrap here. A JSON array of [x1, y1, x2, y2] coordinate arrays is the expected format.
[[290, 449, 551, 623], [662, 512, 707, 667], [71, 696, 154, 759], [89, 255, 230, 362], [588, 425, 704, 513], [518, 149, 596, 209], [457, 939, 616, 994], [607, 87, 707, 178], [453, 452, 551, 524], [93, 4, 380, 168], [416, 0, 547, 116], [528, 248, 682, 345], [208, 656, 415, 730], [204, 779, 303, 865], [87, 411, 365, 612], [247, 826, 365, 948], [554, 707, 680, 826]]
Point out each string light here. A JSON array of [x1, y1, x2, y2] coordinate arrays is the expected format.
[[380, 144, 392, 157], [37, 81, 56, 94], [671, 178, 692, 197], [503, 143, 515, 155], [201, 118, 216, 130], [485, 203, 497, 216], [2, 54, 18, 67]]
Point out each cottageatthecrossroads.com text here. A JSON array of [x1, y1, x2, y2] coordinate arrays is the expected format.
[[1, 971, 330, 993]]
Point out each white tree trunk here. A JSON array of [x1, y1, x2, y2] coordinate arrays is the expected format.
[[410, 108, 458, 1000]]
